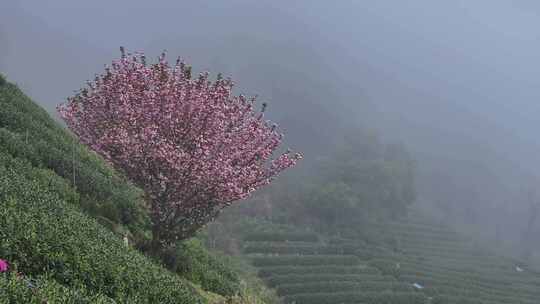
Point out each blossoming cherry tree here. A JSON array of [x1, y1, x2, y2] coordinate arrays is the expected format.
[[58, 48, 301, 250]]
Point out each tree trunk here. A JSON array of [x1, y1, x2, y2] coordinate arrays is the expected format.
[[149, 224, 163, 256]]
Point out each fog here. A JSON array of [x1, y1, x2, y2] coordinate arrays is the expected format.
[[2, 0, 540, 260]]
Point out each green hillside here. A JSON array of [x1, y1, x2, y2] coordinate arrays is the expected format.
[[233, 213, 540, 304]]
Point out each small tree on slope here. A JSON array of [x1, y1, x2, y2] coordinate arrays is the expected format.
[[58, 48, 301, 251]]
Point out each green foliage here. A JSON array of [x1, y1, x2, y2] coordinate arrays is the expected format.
[[0, 73, 5, 87], [208, 253, 282, 304], [0, 153, 204, 303], [305, 182, 357, 227], [239, 127, 417, 234], [309, 132, 416, 224], [162, 239, 241, 297]]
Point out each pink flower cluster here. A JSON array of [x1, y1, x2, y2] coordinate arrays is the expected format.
[[0, 259, 8, 272], [58, 48, 301, 243]]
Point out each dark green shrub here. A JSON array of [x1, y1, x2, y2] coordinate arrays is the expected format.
[[0, 73, 5, 86], [161, 238, 241, 297]]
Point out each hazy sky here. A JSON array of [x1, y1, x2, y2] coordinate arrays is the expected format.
[[2, 1, 540, 218]]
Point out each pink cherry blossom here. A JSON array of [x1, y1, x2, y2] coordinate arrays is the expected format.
[[0, 259, 8, 273], [58, 48, 301, 248]]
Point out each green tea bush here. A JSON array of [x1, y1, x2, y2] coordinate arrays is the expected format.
[[0, 128, 35, 161], [33, 138, 148, 231], [282, 291, 426, 304], [244, 232, 319, 242], [369, 258, 401, 277], [243, 243, 358, 255], [0, 273, 115, 304], [430, 295, 490, 304], [0, 155, 204, 303], [0, 83, 54, 128], [162, 238, 241, 297], [258, 265, 379, 277], [0, 84, 149, 234], [276, 281, 412, 296], [251, 255, 358, 267], [265, 274, 390, 287]]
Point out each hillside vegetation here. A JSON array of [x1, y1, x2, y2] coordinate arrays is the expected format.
[[366, 213, 540, 304], [0, 74, 274, 303], [228, 214, 540, 304]]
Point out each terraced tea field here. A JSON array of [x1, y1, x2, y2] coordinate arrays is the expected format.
[[241, 215, 540, 304], [243, 230, 427, 304]]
